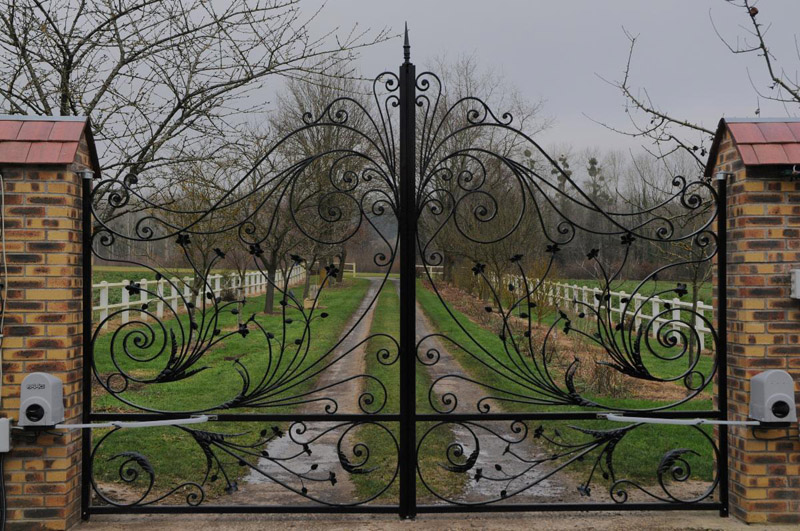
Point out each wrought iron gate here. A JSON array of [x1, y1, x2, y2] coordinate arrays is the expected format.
[[82, 35, 728, 519]]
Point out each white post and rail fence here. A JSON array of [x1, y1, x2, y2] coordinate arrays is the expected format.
[[92, 263, 365, 322], [94, 267, 307, 323], [512, 278, 713, 350]]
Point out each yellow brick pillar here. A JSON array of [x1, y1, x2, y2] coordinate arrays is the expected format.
[[0, 116, 98, 530], [708, 119, 800, 524]]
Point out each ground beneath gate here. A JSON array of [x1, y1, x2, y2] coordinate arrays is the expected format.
[[76, 511, 785, 530]]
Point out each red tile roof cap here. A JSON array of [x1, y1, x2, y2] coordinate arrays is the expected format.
[[0, 115, 90, 166], [705, 117, 800, 176]]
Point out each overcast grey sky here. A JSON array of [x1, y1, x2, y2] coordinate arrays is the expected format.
[[302, 0, 800, 154]]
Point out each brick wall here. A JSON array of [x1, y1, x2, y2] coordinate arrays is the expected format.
[[0, 143, 88, 529], [712, 128, 800, 524]]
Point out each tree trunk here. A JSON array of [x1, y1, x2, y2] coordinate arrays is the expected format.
[[443, 254, 455, 283], [60, 60, 72, 116], [303, 264, 313, 299], [337, 248, 347, 283], [261, 252, 278, 314], [235, 269, 246, 326]]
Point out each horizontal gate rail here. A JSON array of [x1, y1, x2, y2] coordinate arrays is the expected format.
[[87, 410, 723, 422], [88, 413, 401, 422], [87, 502, 724, 516], [415, 503, 725, 513]]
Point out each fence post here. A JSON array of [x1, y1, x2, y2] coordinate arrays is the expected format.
[[156, 279, 165, 319], [139, 278, 149, 321], [229, 273, 237, 297], [214, 274, 221, 297], [695, 305, 705, 350], [617, 290, 627, 325], [571, 283, 579, 312], [632, 293, 642, 330], [121, 279, 130, 324], [170, 277, 179, 313], [98, 280, 108, 321], [183, 276, 192, 309], [672, 297, 681, 343], [652, 298, 660, 337]]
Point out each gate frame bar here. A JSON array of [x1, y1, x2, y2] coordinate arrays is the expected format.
[[715, 172, 729, 518], [398, 26, 418, 520], [81, 171, 94, 522]]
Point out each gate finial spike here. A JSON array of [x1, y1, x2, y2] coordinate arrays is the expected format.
[[403, 22, 410, 62]]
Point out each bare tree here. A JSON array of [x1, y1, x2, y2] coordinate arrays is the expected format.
[[592, 1, 800, 171], [711, 1, 800, 109], [156, 152, 252, 301], [0, 0, 391, 212], [220, 127, 306, 315], [267, 71, 374, 298], [591, 27, 715, 170], [617, 151, 713, 374], [418, 55, 551, 287]]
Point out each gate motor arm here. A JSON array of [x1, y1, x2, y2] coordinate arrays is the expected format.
[[599, 370, 799, 437], [15, 372, 212, 430]]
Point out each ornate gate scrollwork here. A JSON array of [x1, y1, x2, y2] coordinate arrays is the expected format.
[[83, 33, 727, 519]]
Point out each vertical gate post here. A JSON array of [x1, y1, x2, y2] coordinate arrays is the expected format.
[[716, 173, 729, 518], [80, 171, 92, 522], [398, 25, 417, 519]]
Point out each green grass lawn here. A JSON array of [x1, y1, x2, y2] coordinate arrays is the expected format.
[[91, 278, 371, 500], [416, 281, 715, 486]]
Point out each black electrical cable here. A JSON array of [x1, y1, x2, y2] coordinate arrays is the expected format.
[[752, 426, 798, 441]]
